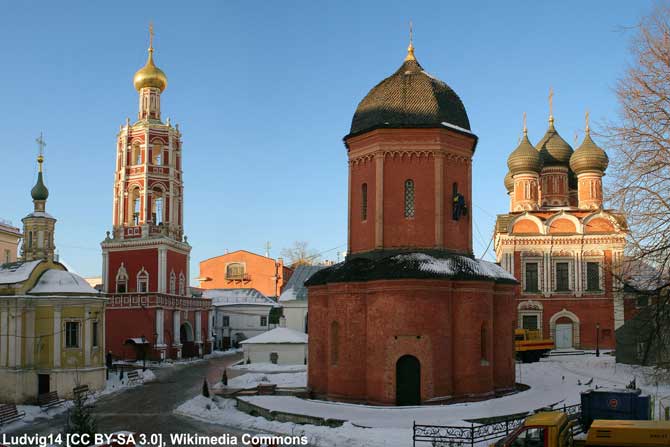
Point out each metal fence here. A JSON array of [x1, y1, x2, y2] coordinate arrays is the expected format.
[[412, 404, 582, 447]]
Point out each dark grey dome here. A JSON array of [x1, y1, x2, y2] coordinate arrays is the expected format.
[[348, 56, 470, 137]]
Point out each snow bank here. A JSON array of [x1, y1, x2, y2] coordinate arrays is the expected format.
[[229, 363, 306, 373], [175, 395, 410, 447], [227, 372, 306, 389]]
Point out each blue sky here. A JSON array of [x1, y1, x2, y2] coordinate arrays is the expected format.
[[0, 1, 652, 282]]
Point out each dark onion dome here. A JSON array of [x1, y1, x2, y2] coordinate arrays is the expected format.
[[507, 131, 541, 175], [31, 156, 49, 201], [536, 118, 573, 167], [348, 44, 470, 137], [504, 171, 514, 192], [570, 129, 609, 175]]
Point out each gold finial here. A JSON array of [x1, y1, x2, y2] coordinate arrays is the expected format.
[[36, 132, 46, 172], [523, 112, 528, 135], [405, 20, 416, 61], [585, 110, 590, 134], [149, 22, 154, 52], [548, 87, 554, 124]]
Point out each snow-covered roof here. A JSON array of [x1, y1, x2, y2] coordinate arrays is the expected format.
[[0, 260, 42, 285], [393, 253, 516, 281], [240, 327, 308, 345], [203, 288, 278, 307], [28, 269, 100, 295], [279, 264, 327, 302]]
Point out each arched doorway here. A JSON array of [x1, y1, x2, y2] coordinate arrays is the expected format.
[[396, 355, 421, 406], [555, 317, 574, 349], [180, 322, 196, 358]]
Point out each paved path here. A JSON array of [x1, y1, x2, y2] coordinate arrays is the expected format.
[[7, 354, 255, 444]]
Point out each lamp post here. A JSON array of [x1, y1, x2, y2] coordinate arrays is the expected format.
[[596, 323, 600, 357]]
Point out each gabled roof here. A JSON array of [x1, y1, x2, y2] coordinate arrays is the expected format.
[[240, 327, 308, 345], [203, 288, 279, 307], [279, 264, 327, 302], [0, 260, 42, 285]]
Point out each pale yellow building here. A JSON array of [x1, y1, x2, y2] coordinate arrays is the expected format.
[[0, 148, 107, 404], [0, 221, 21, 264]]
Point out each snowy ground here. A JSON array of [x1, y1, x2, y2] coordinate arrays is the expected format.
[[1, 369, 157, 433], [176, 353, 670, 447], [112, 348, 241, 370], [225, 372, 307, 389]]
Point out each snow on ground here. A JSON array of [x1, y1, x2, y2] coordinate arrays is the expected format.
[[177, 353, 670, 447], [206, 348, 242, 359], [0, 401, 74, 433], [226, 372, 306, 389], [175, 395, 409, 447], [229, 363, 307, 373]]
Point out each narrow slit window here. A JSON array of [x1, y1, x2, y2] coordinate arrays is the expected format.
[[404, 179, 415, 218], [361, 183, 368, 221]]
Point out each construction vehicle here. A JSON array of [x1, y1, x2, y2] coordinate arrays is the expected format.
[[515, 328, 554, 363], [492, 411, 670, 446]]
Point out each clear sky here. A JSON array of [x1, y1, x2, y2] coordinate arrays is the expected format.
[[0, 1, 652, 282]]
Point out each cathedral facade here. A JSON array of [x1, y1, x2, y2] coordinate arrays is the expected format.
[[495, 111, 627, 350], [306, 40, 518, 406], [101, 30, 212, 361]]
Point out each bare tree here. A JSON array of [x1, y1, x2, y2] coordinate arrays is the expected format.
[[280, 241, 320, 268], [606, 3, 670, 370]]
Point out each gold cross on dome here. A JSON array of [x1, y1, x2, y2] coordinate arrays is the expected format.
[[149, 22, 154, 50], [523, 111, 527, 134], [585, 110, 590, 133], [548, 87, 554, 117], [36, 132, 46, 157], [409, 20, 413, 46]]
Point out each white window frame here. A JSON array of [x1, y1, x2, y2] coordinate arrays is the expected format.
[[137, 267, 149, 293], [116, 264, 129, 293], [552, 258, 574, 293], [64, 320, 81, 349], [169, 270, 176, 295], [179, 272, 186, 296], [521, 256, 543, 294], [583, 258, 604, 293]]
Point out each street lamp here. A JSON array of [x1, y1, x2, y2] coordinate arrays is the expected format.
[[596, 323, 600, 357]]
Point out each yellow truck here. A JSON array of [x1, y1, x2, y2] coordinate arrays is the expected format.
[[492, 411, 670, 446], [515, 329, 555, 363]]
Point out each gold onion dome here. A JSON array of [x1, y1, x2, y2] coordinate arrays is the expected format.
[[507, 130, 542, 175], [133, 47, 167, 92], [504, 171, 514, 192], [536, 118, 573, 167], [570, 128, 608, 175]]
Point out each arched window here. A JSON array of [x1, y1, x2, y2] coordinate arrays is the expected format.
[[404, 179, 415, 218], [137, 268, 149, 293], [226, 263, 245, 280], [28, 231, 33, 249], [152, 187, 164, 224], [116, 263, 128, 293], [179, 272, 186, 296], [330, 321, 340, 365], [152, 144, 162, 165], [480, 322, 488, 362], [132, 143, 142, 165], [169, 271, 176, 294], [128, 187, 141, 226], [361, 183, 368, 221]]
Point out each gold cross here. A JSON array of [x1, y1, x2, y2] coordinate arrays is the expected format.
[[523, 111, 527, 134], [36, 132, 46, 157], [585, 110, 590, 132], [549, 87, 554, 117], [149, 22, 154, 50], [409, 20, 413, 46]]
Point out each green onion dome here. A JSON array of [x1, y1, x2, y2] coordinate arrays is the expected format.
[[570, 130, 608, 175], [536, 118, 573, 167], [31, 163, 49, 201], [507, 131, 541, 175], [504, 171, 514, 192]]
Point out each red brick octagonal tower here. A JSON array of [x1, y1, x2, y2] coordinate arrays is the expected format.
[[306, 40, 518, 405]]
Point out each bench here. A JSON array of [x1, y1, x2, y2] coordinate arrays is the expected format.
[[38, 391, 65, 410], [72, 384, 94, 406], [126, 370, 142, 385], [0, 404, 25, 425]]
